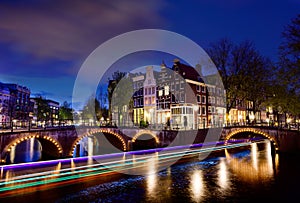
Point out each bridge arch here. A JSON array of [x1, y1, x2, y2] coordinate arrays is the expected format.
[[69, 129, 127, 156], [3, 134, 63, 163], [224, 128, 279, 151], [132, 130, 159, 144]]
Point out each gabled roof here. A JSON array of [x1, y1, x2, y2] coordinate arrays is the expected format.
[[172, 61, 204, 83]]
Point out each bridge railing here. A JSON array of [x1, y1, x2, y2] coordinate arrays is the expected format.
[[1, 119, 299, 134]]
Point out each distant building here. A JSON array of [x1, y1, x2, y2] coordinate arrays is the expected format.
[[108, 59, 274, 129], [143, 66, 157, 125], [156, 62, 172, 127], [0, 82, 31, 127], [132, 73, 145, 125], [30, 97, 60, 126], [0, 83, 11, 125], [170, 59, 207, 129], [47, 99, 60, 125]]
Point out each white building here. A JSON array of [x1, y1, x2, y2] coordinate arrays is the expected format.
[[143, 66, 156, 125], [0, 85, 11, 126]]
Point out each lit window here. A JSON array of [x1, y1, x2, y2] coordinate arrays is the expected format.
[[165, 86, 169, 95]]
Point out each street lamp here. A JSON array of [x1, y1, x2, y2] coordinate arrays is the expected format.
[[287, 117, 292, 129], [249, 113, 255, 124], [266, 118, 270, 126], [238, 114, 243, 126], [100, 117, 104, 126], [277, 106, 282, 128], [193, 105, 199, 129], [13, 119, 17, 131]]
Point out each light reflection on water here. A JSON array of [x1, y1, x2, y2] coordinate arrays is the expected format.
[[146, 152, 158, 196], [2, 140, 285, 202], [70, 140, 276, 202], [218, 156, 229, 190], [190, 169, 205, 202], [7, 138, 42, 164], [225, 141, 274, 184]]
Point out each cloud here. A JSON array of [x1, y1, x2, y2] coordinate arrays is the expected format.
[[0, 0, 167, 74]]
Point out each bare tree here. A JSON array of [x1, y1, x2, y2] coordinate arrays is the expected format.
[[208, 39, 274, 123]]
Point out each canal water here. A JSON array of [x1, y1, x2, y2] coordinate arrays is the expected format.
[[4, 140, 300, 202], [48, 140, 300, 202]]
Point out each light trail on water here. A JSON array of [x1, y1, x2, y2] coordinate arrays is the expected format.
[[0, 139, 261, 195]]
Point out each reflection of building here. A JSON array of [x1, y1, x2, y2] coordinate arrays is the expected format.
[[0, 82, 31, 127], [143, 66, 156, 125]]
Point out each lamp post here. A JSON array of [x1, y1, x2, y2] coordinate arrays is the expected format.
[[277, 106, 282, 128], [287, 117, 292, 129], [266, 118, 270, 126], [249, 113, 255, 125], [100, 117, 104, 126]]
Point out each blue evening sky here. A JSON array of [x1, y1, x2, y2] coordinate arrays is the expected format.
[[0, 0, 299, 110]]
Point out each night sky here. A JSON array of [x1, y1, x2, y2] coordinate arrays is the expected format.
[[0, 0, 299, 110]]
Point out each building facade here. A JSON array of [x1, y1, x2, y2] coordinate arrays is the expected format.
[[143, 66, 157, 125], [132, 73, 145, 125], [112, 59, 272, 130], [0, 82, 31, 128], [30, 97, 60, 127]]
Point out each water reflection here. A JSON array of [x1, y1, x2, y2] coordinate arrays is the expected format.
[[218, 157, 229, 190], [73, 136, 99, 157], [265, 141, 274, 175], [2, 139, 283, 202], [6, 138, 42, 164], [71, 159, 76, 172], [146, 152, 158, 196], [251, 143, 258, 170], [190, 170, 205, 202], [225, 141, 274, 183], [53, 162, 61, 175]]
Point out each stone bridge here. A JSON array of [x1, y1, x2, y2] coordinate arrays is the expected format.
[[221, 126, 300, 153], [0, 126, 299, 164]]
